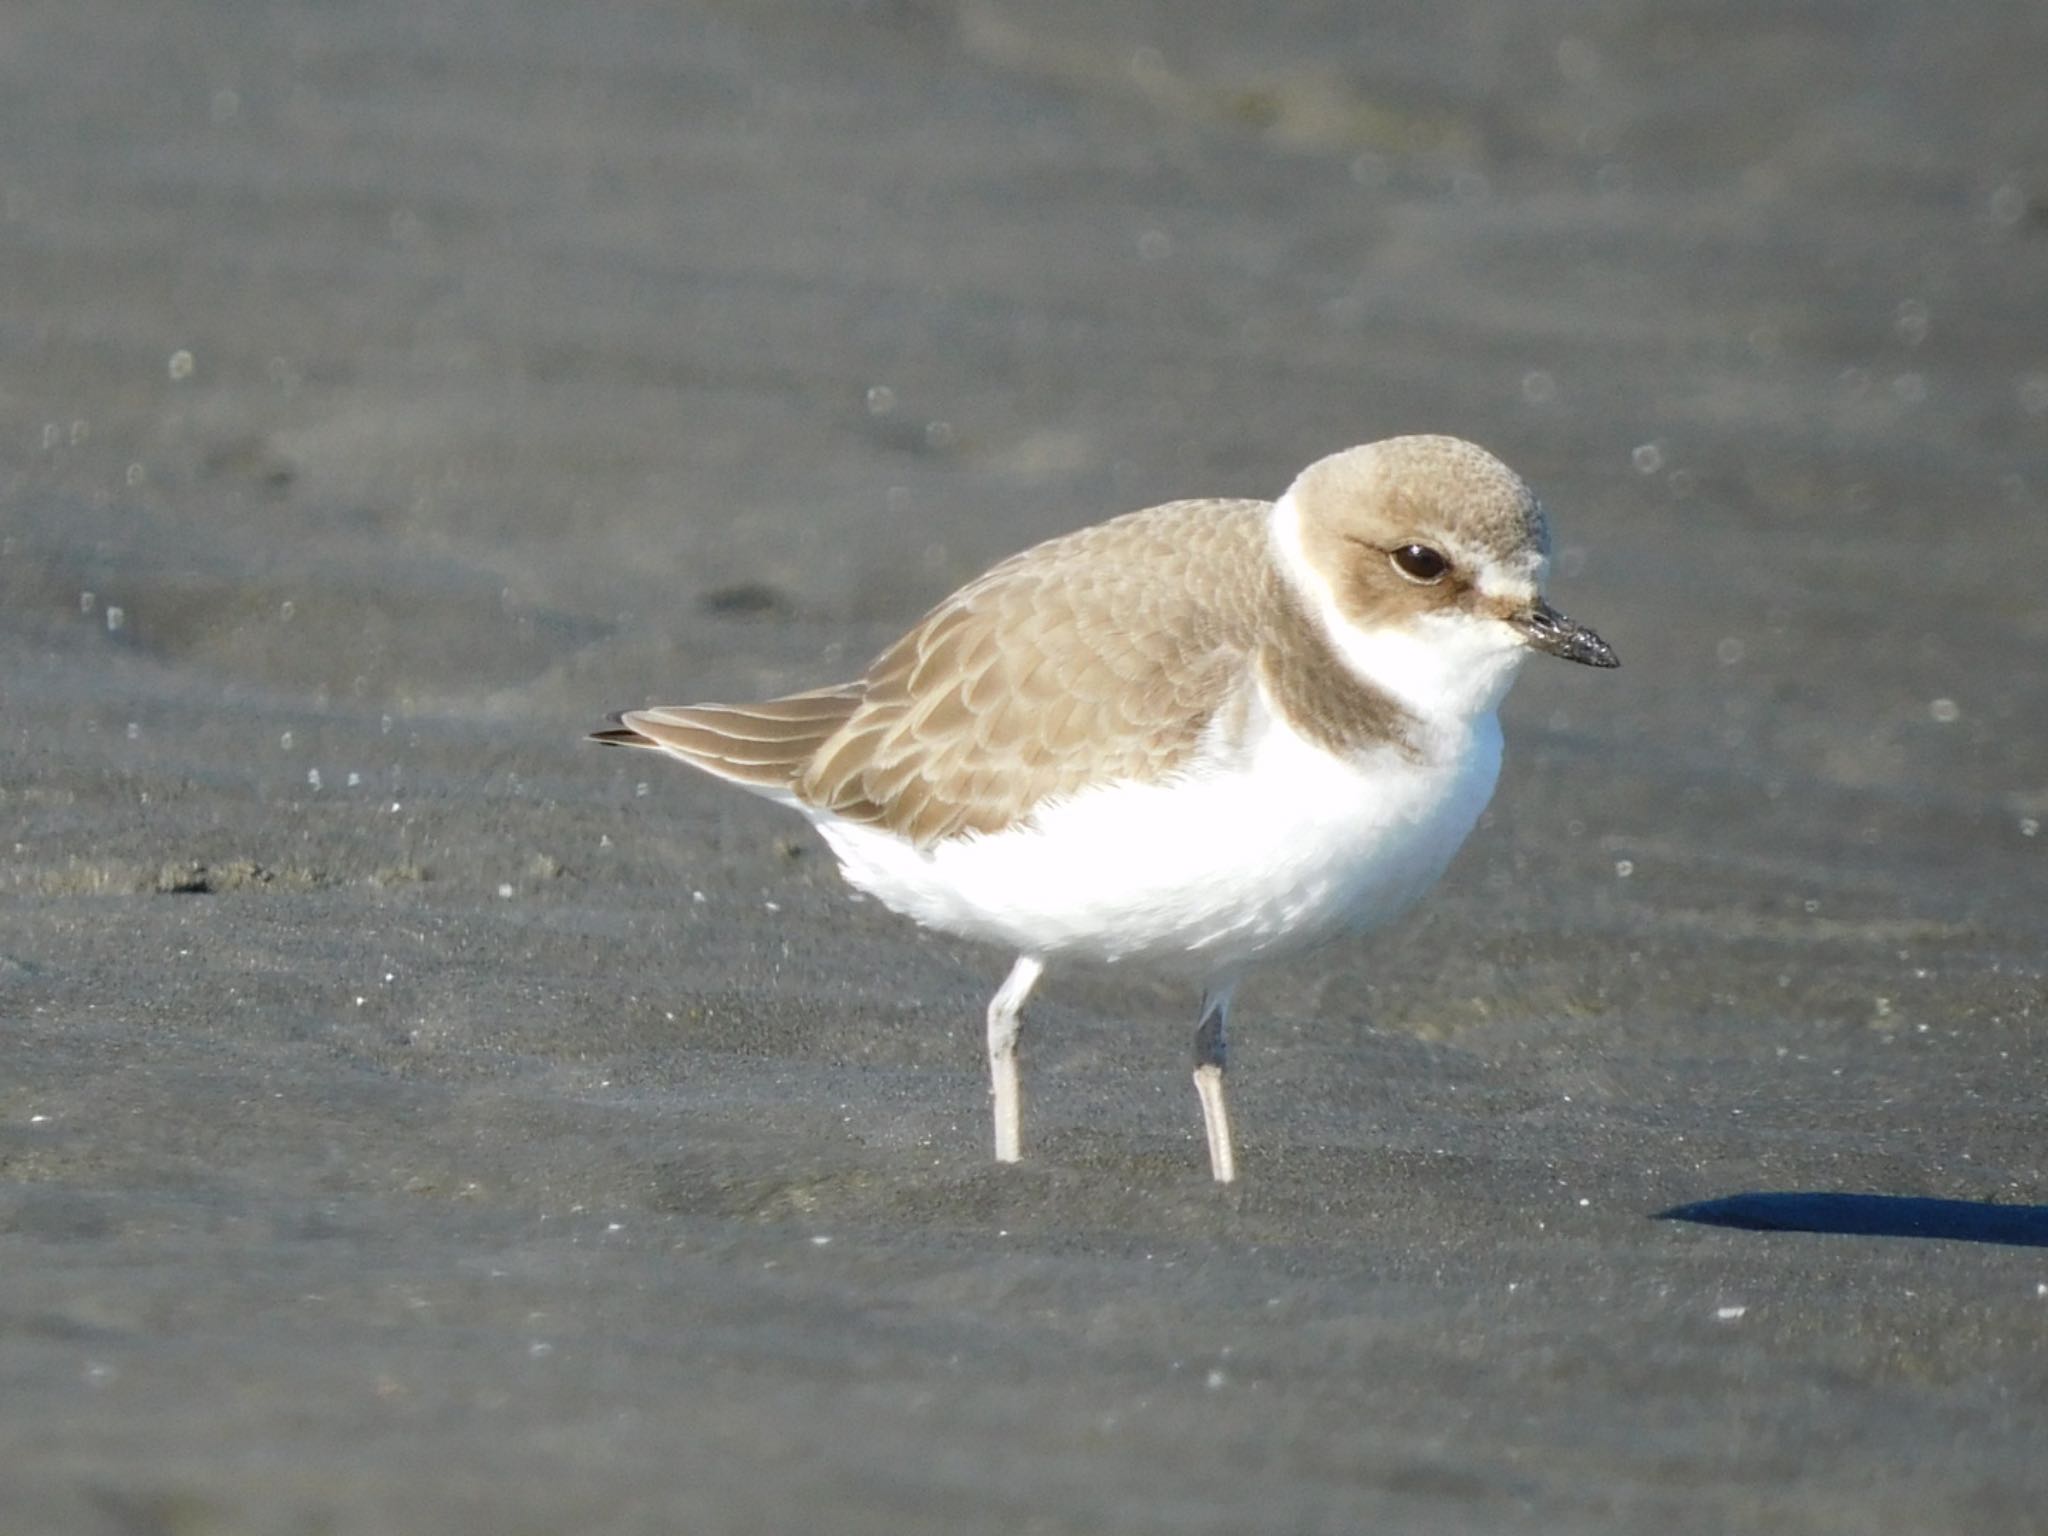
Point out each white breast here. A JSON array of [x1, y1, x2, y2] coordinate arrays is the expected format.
[[809, 696, 1503, 976]]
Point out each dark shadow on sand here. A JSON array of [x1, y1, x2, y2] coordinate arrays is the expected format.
[[1659, 1192, 2048, 1249]]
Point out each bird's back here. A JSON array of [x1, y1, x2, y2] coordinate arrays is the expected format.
[[594, 498, 1275, 840]]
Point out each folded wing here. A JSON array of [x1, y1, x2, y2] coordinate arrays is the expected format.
[[595, 498, 1272, 845]]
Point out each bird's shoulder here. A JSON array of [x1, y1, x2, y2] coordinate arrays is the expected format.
[[798, 497, 1274, 845]]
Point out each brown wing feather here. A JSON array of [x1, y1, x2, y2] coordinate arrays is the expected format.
[[590, 685, 864, 792], [796, 498, 1274, 845]]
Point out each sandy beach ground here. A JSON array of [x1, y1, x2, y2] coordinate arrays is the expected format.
[[4, 2, 2046, 1530]]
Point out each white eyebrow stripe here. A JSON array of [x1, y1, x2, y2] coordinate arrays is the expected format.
[[1454, 538, 1543, 606], [1473, 570, 1538, 605]]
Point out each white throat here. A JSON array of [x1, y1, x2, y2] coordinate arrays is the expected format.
[[1269, 490, 1532, 731]]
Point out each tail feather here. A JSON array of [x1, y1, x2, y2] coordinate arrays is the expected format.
[[588, 684, 862, 795]]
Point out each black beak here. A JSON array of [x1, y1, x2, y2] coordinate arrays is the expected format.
[[1519, 598, 1619, 668]]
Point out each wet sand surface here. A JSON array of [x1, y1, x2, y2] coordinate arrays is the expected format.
[[5, 2, 2048, 1530]]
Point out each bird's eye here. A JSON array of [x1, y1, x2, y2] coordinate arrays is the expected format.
[[1390, 544, 1449, 584]]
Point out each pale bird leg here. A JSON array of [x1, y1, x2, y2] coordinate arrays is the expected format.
[[986, 954, 1044, 1163], [1192, 978, 1239, 1183]]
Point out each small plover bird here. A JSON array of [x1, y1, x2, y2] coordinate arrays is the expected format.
[[594, 435, 1616, 1182]]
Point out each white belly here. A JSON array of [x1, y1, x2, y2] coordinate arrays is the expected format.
[[810, 709, 1503, 976]]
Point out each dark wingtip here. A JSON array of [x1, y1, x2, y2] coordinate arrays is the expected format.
[[588, 712, 649, 747]]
